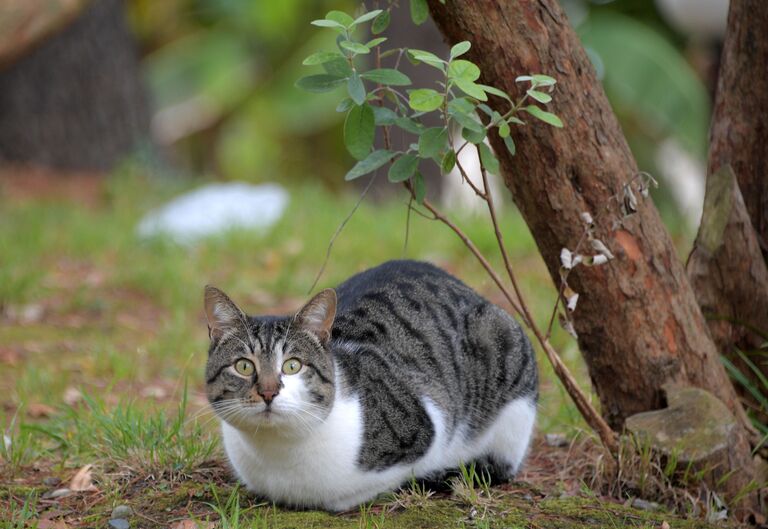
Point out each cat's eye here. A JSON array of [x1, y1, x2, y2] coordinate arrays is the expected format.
[[233, 359, 255, 377], [282, 358, 302, 375]]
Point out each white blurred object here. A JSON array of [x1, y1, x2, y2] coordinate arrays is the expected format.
[[655, 139, 705, 228], [655, 0, 730, 39], [442, 138, 504, 215], [137, 182, 288, 243]]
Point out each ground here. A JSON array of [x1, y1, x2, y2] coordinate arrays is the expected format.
[[0, 168, 735, 528]]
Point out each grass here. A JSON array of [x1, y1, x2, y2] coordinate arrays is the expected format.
[[0, 171, 740, 528]]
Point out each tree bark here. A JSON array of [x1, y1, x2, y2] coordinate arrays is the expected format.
[[0, 0, 151, 171], [427, 0, 757, 509], [708, 0, 768, 264], [687, 166, 768, 426]]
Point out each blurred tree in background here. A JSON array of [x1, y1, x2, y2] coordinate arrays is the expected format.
[[0, 0, 723, 230]]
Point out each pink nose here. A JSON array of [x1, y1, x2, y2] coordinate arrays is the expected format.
[[260, 390, 278, 404]]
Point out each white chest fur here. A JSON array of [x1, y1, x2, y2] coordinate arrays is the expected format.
[[221, 390, 536, 511]]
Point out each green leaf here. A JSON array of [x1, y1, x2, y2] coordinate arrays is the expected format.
[[478, 84, 511, 101], [347, 72, 366, 105], [531, 74, 557, 86], [302, 51, 345, 66], [373, 106, 398, 125], [478, 143, 500, 174], [388, 153, 419, 182], [447, 97, 475, 116], [336, 98, 354, 112], [352, 9, 383, 26], [498, 120, 510, 138], [440, 150, 456, 174], [412, 172, 426, 204], [515, 75, 533, 83], [394, 116, 425, 134], [504, 135, 516, 155], [406, 49, 445, 70], [450, 41, 471, 60], [508, 116, 525, 125], [447, 59, 480, 81], [408, 89, 444, 112], [371, 10, 391, 34], [418, 127, 448, 159], [454, 79, 487, 101], [527, 89, 552, 103], [365, 37, 387, 48], [462, 126, 486, 144], [310, 19, 347, 30], [296, 74, 346, 93], [449, 108, 484, 133], [523, 105, 563, 127], [344, 103, 375, 160], [322, 57, 353, 77], [490, 110, 505, 126], [340, 41, 370, 55], [410, 0, 429, 25], [325, 10, 355, 27], [345, 150, 397, 180], [361, 69, 412, 86]]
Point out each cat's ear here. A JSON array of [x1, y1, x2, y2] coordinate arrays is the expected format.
[[204, 285, 247, 341], [294, 289, 337, 344]]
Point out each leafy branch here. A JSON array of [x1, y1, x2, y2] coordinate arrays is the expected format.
[[297, 5, 620, 455]]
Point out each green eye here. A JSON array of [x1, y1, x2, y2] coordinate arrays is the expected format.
[[282, 358, 302, 375], [234, 359, 255, 376]]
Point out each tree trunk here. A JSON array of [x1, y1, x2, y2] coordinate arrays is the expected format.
[[708, 0, 768, 263], [691, 0, 768, 430], [0, 0, 151, 171], [687, 166, 768, 426], [426, 0, 757, 511]]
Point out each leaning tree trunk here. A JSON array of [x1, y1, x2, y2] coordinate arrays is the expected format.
[[426, 0, 757, 511], [0, 0, 151, 171], [708, 0, 768, 264], [687, 166, 768, 428], [694, 0, 768, 423]]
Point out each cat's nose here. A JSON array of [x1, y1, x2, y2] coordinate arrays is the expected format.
[[259, 389, 278, 404]]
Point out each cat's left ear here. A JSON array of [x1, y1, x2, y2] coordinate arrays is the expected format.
[[294, 289, 336, 344]]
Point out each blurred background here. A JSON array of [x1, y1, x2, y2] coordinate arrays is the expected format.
[[0, 0, 729, 453]]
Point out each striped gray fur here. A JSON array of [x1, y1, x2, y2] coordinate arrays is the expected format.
[[205, 260, 537, 475]]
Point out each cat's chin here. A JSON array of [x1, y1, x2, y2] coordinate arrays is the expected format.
[[222, 407, 312, 434]]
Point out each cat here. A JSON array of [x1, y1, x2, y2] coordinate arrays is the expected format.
[[204, 260, 537, 511]]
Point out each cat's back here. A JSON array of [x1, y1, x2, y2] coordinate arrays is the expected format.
[[333, 259, 480, 318], [328, 260, 537, 472]]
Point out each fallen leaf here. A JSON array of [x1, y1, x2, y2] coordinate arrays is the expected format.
[[140, 385, 167, 400], [660, 522, 670, 529], [28, 403, 56, 418], [68, 464, 98, 492], [62, 387, 83, 406]]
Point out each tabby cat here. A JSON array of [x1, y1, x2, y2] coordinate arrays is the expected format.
[[204, 260, 537, 511]]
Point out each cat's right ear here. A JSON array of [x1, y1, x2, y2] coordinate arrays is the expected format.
[[204, 285, 247, 342]]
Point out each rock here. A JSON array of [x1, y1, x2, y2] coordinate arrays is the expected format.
[[545, 433, 568, 447], [137, 182, 289, 244], [625, 385, 736, 463], [109, 519, 130, 529], [625, 384, 752, 504], [111, 505, 133, 519], [43, 476, 61, 487], [631, 498, 660, 511], [45, 488, 72, 499]]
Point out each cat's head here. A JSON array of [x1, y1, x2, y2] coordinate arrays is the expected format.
[[203, 286, 337, 433]]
